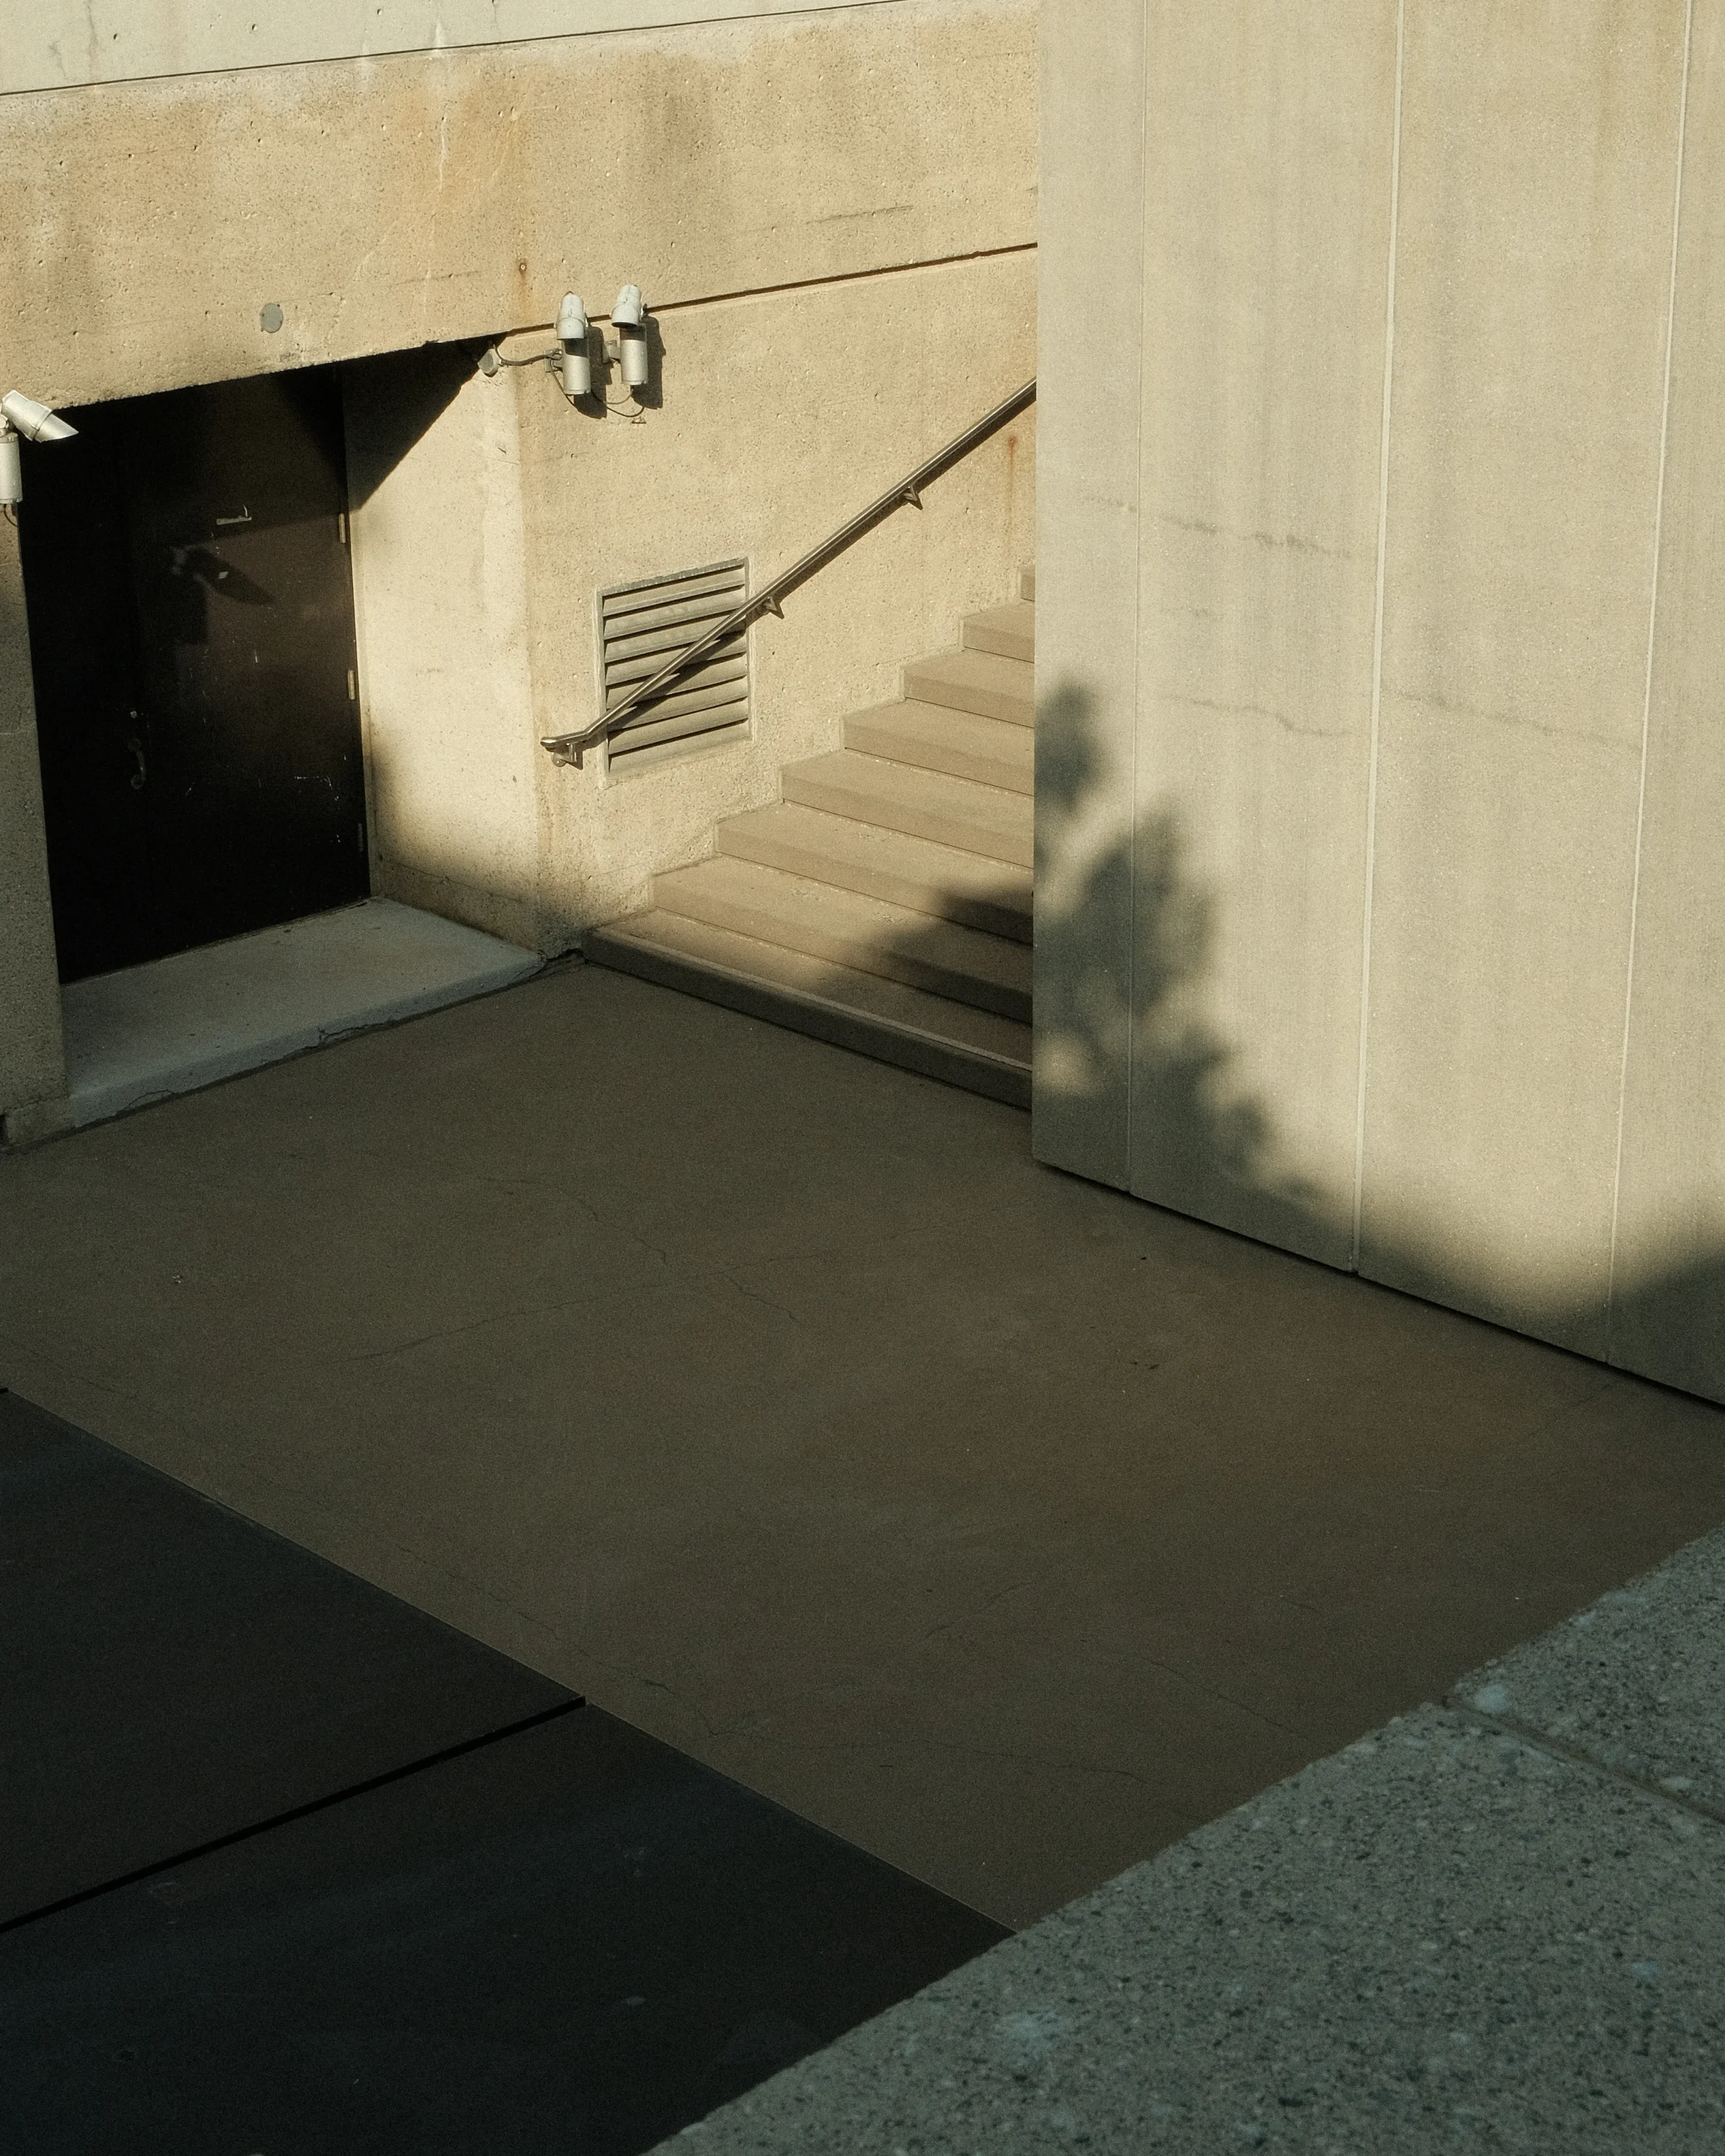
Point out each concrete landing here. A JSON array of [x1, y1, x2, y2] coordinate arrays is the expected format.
[[665, 1532, 1725, 2153], [60, 899, 539, 1128]]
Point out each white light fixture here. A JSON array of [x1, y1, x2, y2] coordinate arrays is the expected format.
[[473, 284, 656, 411], [556, 293, 591, 400], [611, 285, 649, 392], [0, 390, 78, 506]]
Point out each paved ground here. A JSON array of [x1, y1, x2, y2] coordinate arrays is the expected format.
[[59, 896, 537, 1126], [3, 959, 1724, 1928], [665, 1529, 1725, 2153]]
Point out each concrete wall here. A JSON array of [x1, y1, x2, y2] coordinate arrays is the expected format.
[[0, 0, 1035, 1126], [1035, 0, 1725, 1405], [0, 526, 67, 1137], [3, 2, 887, 94], [0, 4, 1033, 408], [343, 349, 545, 948], [343, 252, 1035, 947]]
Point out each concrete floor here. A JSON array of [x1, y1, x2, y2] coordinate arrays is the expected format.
[[4, 960, 1724, 1928], [59, 896, 539, 1127], [672, 1539, 1725, 2153]]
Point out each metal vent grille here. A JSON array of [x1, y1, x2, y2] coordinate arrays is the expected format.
[[600, 558, 750, 767]]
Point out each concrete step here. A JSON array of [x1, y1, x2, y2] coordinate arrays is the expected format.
[[652, 854, 1031, 1022], [961, 600, 1035, 663], [902, 647, 1033, 729], [843, 699, 1032, 796], [718, 802, 1032, 943], [585, 910, 1032, 1109], [1019, 563, 1035, 602], [780, 750, 1032, 869]]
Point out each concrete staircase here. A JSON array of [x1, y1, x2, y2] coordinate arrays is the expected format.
[[586, 568, 1035, 1105]]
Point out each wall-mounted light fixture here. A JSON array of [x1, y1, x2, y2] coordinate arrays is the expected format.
[[556, 293, 591, 401], [475, 283, 654, 412], [609, 285, 649, 393], [0, 390, 78, 506]]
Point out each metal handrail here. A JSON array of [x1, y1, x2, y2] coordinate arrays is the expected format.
[[541, 377, 1037, 765]]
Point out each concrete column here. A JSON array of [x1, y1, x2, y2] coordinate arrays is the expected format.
[[1359, 0, 1687, 1354], [1127, 0, 1398, 1269], [1037, 0, 1725, 1405], [344, 350, 545, 951], [0, 519, 68, 1137], [1610, 0, 1725, 1399], [1035, 0, 1400, 1269], [1030, 0, 1146, 1190]]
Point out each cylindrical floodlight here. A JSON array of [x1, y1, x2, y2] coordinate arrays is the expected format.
[[1, 391, 77, 443], [0, 391, 77, 505], [556, 293, 591, 399], [611, 285, 649, 391]]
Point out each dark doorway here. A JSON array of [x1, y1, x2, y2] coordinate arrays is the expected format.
[[19, 369, 367, 983]]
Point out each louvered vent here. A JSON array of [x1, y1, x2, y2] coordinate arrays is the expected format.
[[600, 558, 751, 769]]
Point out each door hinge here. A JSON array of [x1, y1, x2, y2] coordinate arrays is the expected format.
[[346, 668, 357, 702], [337, 510, 349, 546]]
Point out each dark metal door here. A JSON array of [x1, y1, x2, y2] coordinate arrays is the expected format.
[[22, 369, 367, 983]]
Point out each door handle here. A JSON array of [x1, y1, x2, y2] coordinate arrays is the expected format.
[[125, 714, 147, 791]]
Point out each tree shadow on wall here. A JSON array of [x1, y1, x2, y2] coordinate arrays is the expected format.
[[1032, 683, 1335, 1263], [1032, 678, 1725, 1389]]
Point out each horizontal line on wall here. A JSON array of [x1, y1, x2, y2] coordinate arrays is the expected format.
[[491, 240, 1039, 346], [648, 240, 1039, 318], [0, 1, 921, 101]]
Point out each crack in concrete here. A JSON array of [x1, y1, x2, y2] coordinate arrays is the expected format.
[[1168, 691, 1349, 739], [1445, 1697, 1725, 1833], [1157, 512, 1354, 561], [1394, 683, 1634, 753], [713, 1269, 802, 1327], [346, 1298, 577, 1362]]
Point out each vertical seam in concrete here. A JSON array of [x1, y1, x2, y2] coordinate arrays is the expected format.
[[1608, 0, 1694, 1352], [337, 367, 383, 889], [1351, 0, 1405, 1273], [1125, 6, 1150, 1179]]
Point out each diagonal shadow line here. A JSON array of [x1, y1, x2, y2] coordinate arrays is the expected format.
[[0, 1695, 585, 1939]]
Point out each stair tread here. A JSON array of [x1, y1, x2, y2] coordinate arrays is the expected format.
[[781, 750, 1032, 869], [588, 911, 1033, 1095], [654, 854, 1030, 1019], [903, 646, 1035, 727], [718, 802, 1032, 940], [961, 600, 1035, 662], [844, 698, 1033, 795]]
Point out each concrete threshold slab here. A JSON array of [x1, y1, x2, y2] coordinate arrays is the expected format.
[[61, 899, 540, 1128], [664, 1528, 1725, 2155]]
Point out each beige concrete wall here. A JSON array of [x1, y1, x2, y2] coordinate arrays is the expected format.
[[520, 251, 1036, 941], [340, 249, 1035, 950], [1611, 0, 1725, 1396], [1360, 1, 1685, 1354], [344, 348, 545, 947], [0, 3, 1035, 408], [1038, 0, 1725, 1404], [1035, 0, 1396, 1271], [0, 0, 1035, 1119], [0, 526, 67, 1133], [4, 1, 884, 93], [327, 5, 1035, 952], [1029, 0, 1142, 1193]]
